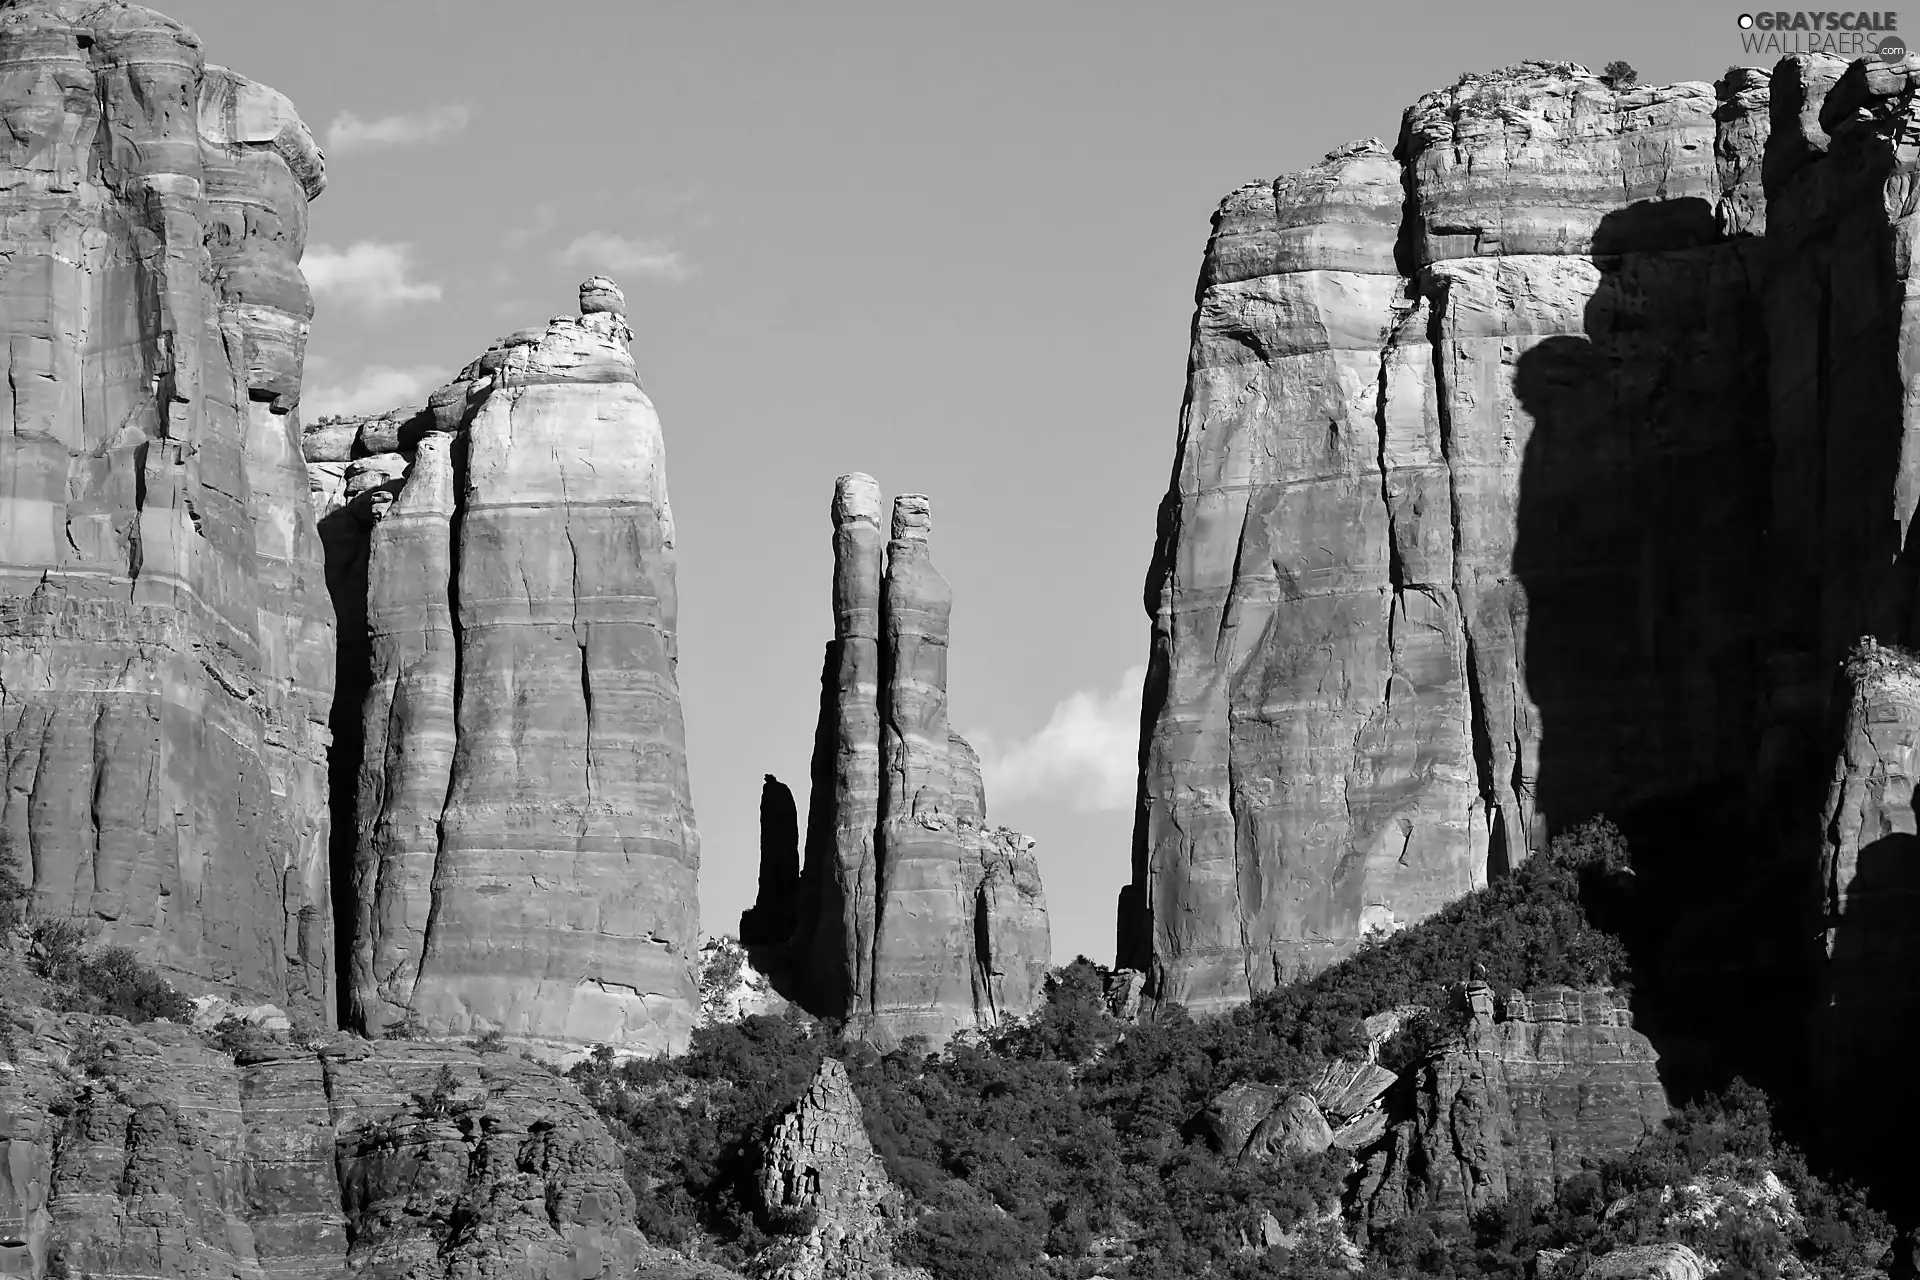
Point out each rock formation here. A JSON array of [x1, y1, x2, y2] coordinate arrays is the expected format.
[[754, 1057, 921, 1280], [744, 478, 1049, 1050], [1121, 59, 1847, 1016], [0, 1, 335, 1018], [307, 278, 700, 1059], [1353, 985, 1668, 1226], [1814, 639, 1920, 1194], [0, 1007, 725, 1280]]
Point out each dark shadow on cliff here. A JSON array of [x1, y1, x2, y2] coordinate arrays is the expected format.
[[1509, 197, 1817, 1138], [1820, 804, 1920, 1212], [316, 499, 375, 1029]]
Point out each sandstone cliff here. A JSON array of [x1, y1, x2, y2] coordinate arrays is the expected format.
[[744, 477, 1049, 1050], [306, 279, 700, 1060], [0, 1006, 732, 1279], [1353, 984, 1668, 1228], [1123, 61, 1795, 1012], [0, 1, 335, 1019]]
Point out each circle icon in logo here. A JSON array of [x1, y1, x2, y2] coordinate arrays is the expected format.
[[1737, 12, 1754, 27], [1880, 34, 1910, 63]]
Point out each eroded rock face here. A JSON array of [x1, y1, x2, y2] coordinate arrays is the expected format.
[[754, 1057, 919, 1280], [746, 479, 1049, 1050], [1815, 640, 1920, 1192], [0, 2, 335, 1018], [1123, 61, 1778, 1010], [307, 281, 700, 1060], [1354, 984, 1668, 1226], [0, 1008, 695, 1279]]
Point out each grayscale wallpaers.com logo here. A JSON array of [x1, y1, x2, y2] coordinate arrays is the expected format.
[[1736, 11, 1907, 61]]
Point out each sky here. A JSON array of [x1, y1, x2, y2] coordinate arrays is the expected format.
[[168, 0, 1768, 965]]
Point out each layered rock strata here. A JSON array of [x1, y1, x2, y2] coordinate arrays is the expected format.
[[745, 478, 1049, 1049], [306, 279, 700, 1059], [1354, 985, 1668, 1226], [1124, 61, 1791, 1011], [0, 1008, 703, 1279], [0, 2, 335, 1017]]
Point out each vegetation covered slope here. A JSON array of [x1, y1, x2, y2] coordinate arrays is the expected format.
[[570, 821, 1893, 1279]]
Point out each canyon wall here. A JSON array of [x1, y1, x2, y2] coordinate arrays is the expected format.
[[1123, 61, 1790, 1012], [306, 279, 701, 1060], [0, 2, 334, 1018], [743, 476, 1049, 1050]]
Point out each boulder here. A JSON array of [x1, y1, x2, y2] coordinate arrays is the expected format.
[[1197, 1083, 1333, 1163]]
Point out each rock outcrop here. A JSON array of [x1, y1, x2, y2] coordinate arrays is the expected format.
[[744, 478, 1049, 1050], [1814, 639, 1920, 1193], [307, 278, 700, 1060], [0, 1007, 716, 1279], [1121, 58, 1863, 1016], [754, 1057, 920, 1280], [1353, 984, 1668, 1226], [0, 1, 335, 1018]]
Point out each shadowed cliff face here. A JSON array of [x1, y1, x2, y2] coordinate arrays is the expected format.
[[1507, 198, 1796, 1109], [0, 2, 334, 1018], [1123, 65, 1777, 1016], [1817, 645, 1920, 1210], [1126, 53, 1920, 1191]]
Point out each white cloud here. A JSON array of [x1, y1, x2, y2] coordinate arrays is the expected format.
[[976, 665, 1146, 813], [303, 364, 445, 419], [304, 242, 442, 314], [325, 105, 472, 154], [556, 232, 690, 282]]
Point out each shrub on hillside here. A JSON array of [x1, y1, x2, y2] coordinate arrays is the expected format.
[[568, 820, 1888, 1278], [568, 1009, 827, 1260], [30, 918, 190, 1024], [0, 854, 27, 933]]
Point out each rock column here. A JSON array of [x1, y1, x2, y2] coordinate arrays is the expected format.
[[312, 280, 701, 1059], [751, 479, 1050, 1048]]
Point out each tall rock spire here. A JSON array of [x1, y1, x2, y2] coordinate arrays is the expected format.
[[748, 479, 1049, 1048], [308, 278, 701, 1059]]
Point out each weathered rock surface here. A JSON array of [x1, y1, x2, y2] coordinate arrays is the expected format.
[[307, 279, 700, 1059], [745, 478, 1047, 1050], [753, 1057, 922, 1280], [0, 2, 336, 1019], [0, 1006, 717, 1279], [1196, 1083, 1333, 1163], [1815, 639, 1920, 1190], [1354, 984, 1668, 1225], [697, 935, 789, 1026], [1123, 60, 1804, 1012]]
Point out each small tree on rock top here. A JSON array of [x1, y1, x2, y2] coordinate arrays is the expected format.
[[1602, 60, 1639, 88]]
